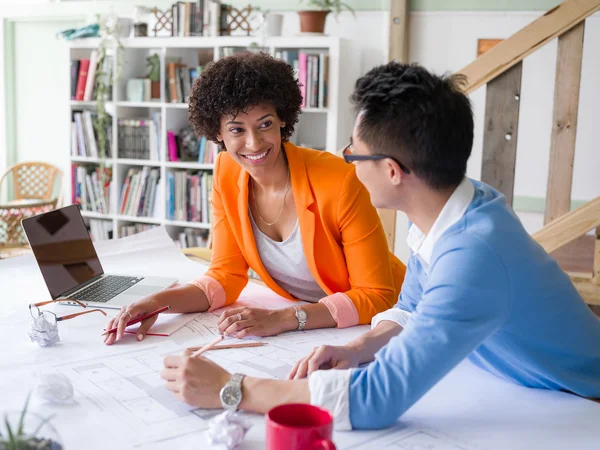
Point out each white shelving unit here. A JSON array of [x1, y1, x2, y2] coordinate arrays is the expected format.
[[67, 36, 360, 242]]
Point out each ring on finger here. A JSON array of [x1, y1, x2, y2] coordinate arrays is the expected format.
[[237, 313, 242, 322]]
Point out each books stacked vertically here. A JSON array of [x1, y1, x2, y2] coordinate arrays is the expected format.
[[166, 170, 213, 223], [118, 167, 161, 217], [71, 111, 112, 158], [170, 1, 230, 37], [175, 228, 211, 249], [88, 219, 114, 241], [117, 113, 161, 160], [167, 128, 219, 164], [120, 223, 159, 238], [71, 165, 112, 214], [71, 51, 113, 101], [296, 51, 329, 109], [166, 61, 202, 103], [275, 50, 300, 78]]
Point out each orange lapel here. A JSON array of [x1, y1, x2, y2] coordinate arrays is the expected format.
[[286, 144, 327, 291]]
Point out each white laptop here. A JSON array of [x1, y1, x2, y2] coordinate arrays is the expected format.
[[22, 204, 177, 309]]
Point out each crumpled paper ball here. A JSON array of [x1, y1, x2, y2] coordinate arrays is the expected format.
[[206, 411, 251, 449], [27, 315, 60, 347], [35, 372, 75, 405]]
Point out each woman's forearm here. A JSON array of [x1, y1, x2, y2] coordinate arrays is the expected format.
[[241, 377, 310, 414], [154, 283, 210, 313], [277, 302, 337, 332]]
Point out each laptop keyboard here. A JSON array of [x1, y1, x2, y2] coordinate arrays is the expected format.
[[71, 276, 143, 303]]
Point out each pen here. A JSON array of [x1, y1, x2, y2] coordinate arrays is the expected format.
[[187, 342, 266, 352], [101, 305, 170, 336], [190, 335, 224, 357]]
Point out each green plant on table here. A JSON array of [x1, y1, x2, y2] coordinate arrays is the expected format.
[[0, 393, 61, 450]]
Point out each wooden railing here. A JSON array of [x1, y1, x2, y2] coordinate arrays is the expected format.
[[456, 0, 600, 306]]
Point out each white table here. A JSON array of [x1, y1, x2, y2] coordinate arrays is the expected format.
[[2, 229, 599, 450]]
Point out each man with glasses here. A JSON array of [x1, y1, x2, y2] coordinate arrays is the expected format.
[[160, 62, 600, 428]]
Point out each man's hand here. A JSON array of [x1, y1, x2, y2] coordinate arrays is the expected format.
[[287, 345, 360, 380], [217, 307, 296, 337], [161, 353, 231, 408]]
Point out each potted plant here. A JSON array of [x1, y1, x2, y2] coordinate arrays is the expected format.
[[0, 393, 63, 450], [298, 0, 355, 34]]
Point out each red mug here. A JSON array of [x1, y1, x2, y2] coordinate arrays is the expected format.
[[266, 403, 336, 450]]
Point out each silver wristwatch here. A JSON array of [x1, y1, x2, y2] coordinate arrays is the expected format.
[[294, 305, 307, 331], [220, 373, 245, 411]]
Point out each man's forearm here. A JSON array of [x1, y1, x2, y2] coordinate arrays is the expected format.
[[348, 320, 403, 364], [154, 284, 210, 313], [241, 377, 310, 413]]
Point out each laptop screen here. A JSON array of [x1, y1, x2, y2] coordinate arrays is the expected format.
[[22, 204, 103, 299]]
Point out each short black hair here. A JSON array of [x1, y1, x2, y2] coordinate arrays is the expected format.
[[189, 51, 302, 143], [351, 62, 473, 190]]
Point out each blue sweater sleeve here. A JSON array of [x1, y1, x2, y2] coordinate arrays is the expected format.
[[348, 233, 512, 429], [394, 254, 422, 312]]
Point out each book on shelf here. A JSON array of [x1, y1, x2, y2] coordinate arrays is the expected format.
[[166, 60, 202, 103], [167, 170, 213, 223], [72, 165, 113, 214], [120, 223, 159, 238], [71, 110, 112, 158], [71, 52, 113, 102], [88, 219, 114, 242], [277, 50, 329, 109], [171, 1, 230, 38], [167, 126, 219, 163], [174, 228, 211, 249], [118, 167, 161, 218], [117, 113, 161, 160]]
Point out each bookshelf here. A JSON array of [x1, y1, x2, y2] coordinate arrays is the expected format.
[[67, 36, 359, 246]]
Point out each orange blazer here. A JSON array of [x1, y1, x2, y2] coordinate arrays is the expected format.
[[190, 143, 406, 327]]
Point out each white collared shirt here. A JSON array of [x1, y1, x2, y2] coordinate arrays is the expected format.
[[310, 178, 475, 430]]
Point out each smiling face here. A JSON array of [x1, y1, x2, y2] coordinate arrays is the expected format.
[[216, 104, 286, 177]]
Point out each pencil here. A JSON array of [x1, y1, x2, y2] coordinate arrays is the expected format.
[[187, 342, 266, 352], [190, 335, 225, 357], [101, 305, 170, 336]]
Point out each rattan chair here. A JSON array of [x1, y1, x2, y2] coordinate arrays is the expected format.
[[0, 162, 63, 249]]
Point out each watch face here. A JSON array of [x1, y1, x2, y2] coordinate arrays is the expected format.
[[298, 309, 307, 321], [221, 385, 242, 407]]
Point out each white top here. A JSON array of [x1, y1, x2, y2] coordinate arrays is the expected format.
[[250, 210, 326, 302], [310, 178, 476, 430]]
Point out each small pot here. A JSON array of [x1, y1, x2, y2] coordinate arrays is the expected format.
[[297, 10, 330, 34]]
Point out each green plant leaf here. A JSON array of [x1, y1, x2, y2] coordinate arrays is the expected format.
[[3, 415, 15, 446], [17, 392, 31, 436], [32, 414, 56, 438]]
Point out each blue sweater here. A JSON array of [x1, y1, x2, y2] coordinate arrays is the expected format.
[[349, 180, 600, 429]]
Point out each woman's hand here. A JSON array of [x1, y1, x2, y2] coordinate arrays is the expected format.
[[103, 295, 161, 345], [217, 307, 296, 338], [161, 353, 231, 408], [287, 345, 360, 379]]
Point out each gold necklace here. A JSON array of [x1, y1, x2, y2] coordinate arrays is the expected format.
[[251, 171, 291, 226]]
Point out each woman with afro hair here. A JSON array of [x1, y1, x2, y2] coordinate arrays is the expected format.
[[104, 51, 405, 344]]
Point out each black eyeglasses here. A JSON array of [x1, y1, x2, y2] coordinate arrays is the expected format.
[[342, 143, 411, 174]]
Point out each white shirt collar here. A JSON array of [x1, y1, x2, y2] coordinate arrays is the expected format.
[[406, 178, 475, 271]]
